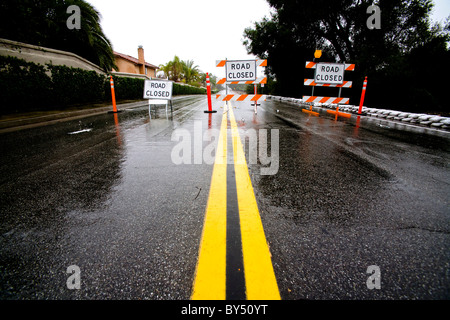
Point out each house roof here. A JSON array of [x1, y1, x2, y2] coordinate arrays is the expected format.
[[113, 51, 159, 69]]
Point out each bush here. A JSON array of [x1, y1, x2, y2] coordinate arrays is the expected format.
[[0, 55, 52, 113], [0, 55, 206, 115], [173, 83, 206, 95], [105, 76, 145, 101], [0, 55, 107, 114], [48, 64, 106, 106]]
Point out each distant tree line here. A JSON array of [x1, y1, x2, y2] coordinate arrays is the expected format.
[[243, 0, 450, 113]]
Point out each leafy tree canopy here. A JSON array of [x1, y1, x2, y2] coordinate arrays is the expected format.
[[243, 0, 450, 113]]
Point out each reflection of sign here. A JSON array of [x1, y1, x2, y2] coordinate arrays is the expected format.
[[315, 63, 344, 84], [143, 80, 173, 100], [225, 60, 257, 82]]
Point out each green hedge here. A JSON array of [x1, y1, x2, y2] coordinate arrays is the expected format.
[[105, 76, 145, 101], [0, 55, 53, 113], [49, 64, 106, 106], [0, 55, 205, 115], [0, 55, 106, 114], [173, 83, 206, 95]]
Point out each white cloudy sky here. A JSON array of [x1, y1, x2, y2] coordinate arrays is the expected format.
[[86, 0, 449, 76]]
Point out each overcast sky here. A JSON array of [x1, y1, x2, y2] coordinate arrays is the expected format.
[[86, 0, 449, 77]]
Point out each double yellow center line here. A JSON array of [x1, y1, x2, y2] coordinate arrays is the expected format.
[[191, 102, 280, 300]]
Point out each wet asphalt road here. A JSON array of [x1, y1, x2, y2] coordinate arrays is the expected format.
[[0, 94, 449, 300]]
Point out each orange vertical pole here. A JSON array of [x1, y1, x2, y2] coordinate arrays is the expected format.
[[204, 72, 216, 113], [207, 73, 212, 111], [110, 76, 118, 113], [358, 76, 367, 114]]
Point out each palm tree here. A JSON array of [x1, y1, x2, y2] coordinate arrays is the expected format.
[[159, 56, 183, 82], [182, 60, 200, 85], [0, 0, 116, 71]]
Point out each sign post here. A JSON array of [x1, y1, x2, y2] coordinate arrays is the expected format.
[[143, 79, 173, 119]]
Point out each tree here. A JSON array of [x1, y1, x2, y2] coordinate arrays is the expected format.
[[200, 72, 222, 91], [159, 55, 183, 82], [0, 0, 116, 71], [182, 60, 200, 85], [243, 0, 450, 113], [159, 57, 205, 86]]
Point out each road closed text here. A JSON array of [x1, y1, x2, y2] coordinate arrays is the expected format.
[[315, 63, 345, 84], [225, 60, 257, 82], [143, 80, 173, 100]]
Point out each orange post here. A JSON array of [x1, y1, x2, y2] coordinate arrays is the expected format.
[[204, 73, 216, 113], [302, 105, 319, 116], [110, 76, 118, 113], [358, 76, 368, 114], [326, 106, 351, 119]]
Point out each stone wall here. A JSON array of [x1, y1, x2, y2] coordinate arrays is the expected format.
[[0, 38, 105, 74]]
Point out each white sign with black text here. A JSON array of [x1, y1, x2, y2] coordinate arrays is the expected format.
[[143, 80, 173, 100], [315, 63, 345, 85], [225, 60, 257, 82]]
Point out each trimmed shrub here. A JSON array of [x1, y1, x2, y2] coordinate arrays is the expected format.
[[0, 55, 206, 115], [48, 64, 106, 106], [0, 55, 53, 113], [173, 83, 206, 95], [105, 76, 145, 101]]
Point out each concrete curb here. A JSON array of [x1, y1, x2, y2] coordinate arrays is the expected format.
[[267, 95, 450, 131]]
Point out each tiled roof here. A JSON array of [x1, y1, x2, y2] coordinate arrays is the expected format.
[[113, 51, 159, 69]]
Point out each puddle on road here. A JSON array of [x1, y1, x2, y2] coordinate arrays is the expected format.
[[68, 128, 93, 135]]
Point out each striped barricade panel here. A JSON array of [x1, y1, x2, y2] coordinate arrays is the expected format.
[[305, 61, 355, 71], [302, 96, 350, 104], [216, 59, 267, 68], [217, 77, 267, 85], [215, 94, 267, 102]]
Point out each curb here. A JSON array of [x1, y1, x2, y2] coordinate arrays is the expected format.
[[267, 95, 450, 131]]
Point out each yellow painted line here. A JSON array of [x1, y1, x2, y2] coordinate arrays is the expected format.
[[191, 107, 228, 300], [228, 104, 281, 300]]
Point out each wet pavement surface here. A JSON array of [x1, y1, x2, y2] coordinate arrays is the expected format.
[[0, 94, 449, 299]]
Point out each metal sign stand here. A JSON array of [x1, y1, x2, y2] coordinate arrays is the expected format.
[[148, 99, 173, 120], [144, 79, 174, 120], [252, 83, 260, 114]]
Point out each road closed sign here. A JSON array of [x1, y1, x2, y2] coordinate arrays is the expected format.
[[143, 80, 173, 100], [315, 63, 345, 85], [225, 60, 257, 82]]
